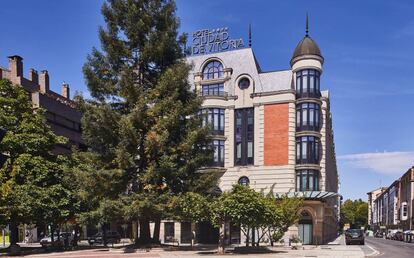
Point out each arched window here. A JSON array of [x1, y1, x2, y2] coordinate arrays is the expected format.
[[296, 136, 321, 164], [296, 102, 321, 131], [296, 170, 319, 191], [238, 176, 250, 186], [203, 61, 224, 80]]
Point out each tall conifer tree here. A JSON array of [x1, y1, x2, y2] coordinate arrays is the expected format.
[[81, 0, 213, 244]]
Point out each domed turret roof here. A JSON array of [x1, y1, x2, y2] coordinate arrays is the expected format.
[[292, 35, 322, 60], [291, 15, 323, 65]]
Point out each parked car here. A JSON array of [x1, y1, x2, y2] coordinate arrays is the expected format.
[[88, 231, 121, 245], [386, 229, 399, 239], [393, 231, 404, 241], [374, 231, 384, 238], [40, 232, 74, 248], [345, 229, 365, 245]]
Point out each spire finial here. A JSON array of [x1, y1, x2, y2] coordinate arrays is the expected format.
[[248, 23, 252, 47], [306, 13, 309, 36]]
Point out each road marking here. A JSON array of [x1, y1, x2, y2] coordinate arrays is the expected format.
[[365, 244, 380, 257]]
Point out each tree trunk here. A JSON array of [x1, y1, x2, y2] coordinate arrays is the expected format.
[[102, 224, 107, 247], [245, 227, 250, 247], [73, 224, 80, 246], [251, 227, 256, 246], [138, 219, 151, 246], [217, 221, 225, 254], [9, 219, 21, 255], [50, 225, 56, 243], [152, 218, 160, 244], [9, 219, 19, 246]]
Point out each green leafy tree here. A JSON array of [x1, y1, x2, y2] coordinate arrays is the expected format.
[[209, 185, 303, 252], [0, 79, 74, 246], [79, 0, 212, 245], [342, 199, 368, 228], [169, 192, 211, 223], [266, 189, 303, 245], [211, 185, 270, 250]]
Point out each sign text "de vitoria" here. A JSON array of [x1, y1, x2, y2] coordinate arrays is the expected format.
[[191, 28, 244, 55]]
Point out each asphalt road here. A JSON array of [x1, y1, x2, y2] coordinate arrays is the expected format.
[[365, 236, 414, 258]]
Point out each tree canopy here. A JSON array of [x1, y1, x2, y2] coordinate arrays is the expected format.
[[173, 185, 303, 249], [341, 199, 368, 228], [0, 79, 75, 245]]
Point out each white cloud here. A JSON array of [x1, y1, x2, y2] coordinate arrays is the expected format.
[[338, 151, 414, 175]]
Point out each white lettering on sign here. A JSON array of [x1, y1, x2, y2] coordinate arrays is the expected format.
[[191, 27, 244, 55]]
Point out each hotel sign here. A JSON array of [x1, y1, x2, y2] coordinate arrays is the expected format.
[[191, 27, 244, 55]]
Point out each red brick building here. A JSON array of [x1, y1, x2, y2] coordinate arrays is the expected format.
[[0, 55, 84, 153]]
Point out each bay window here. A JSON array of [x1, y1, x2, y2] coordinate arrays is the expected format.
[[296, 69, 321, 98], [296, 170, 320, 191], [296, 102, 321, 131], [201, 108, 225, 135], [296, 136, 321, 164]]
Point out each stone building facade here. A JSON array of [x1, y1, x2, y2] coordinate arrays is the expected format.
[[0, 55, 84, 153], [367, 187, 386, 227], [157, 26, 340, 246], [368, 167, 414, 232]]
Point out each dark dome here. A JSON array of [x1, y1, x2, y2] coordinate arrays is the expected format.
[[291, 35, 322, 61]]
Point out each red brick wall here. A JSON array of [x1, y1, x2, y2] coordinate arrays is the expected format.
[[264, 103, 289, 165]]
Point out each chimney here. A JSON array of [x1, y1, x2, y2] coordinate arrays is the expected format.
[[61, 82, 70, 99], [39, 70, 49, 93], [8, 55, 23, 78], [29, 69, 39, 84]]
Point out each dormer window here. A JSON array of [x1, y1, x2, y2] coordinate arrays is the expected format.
[[203, 61, 224, 80]]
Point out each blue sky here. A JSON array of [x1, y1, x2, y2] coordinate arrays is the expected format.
[[1, 0, 414, 200]]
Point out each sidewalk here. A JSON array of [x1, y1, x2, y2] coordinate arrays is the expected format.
[[1, 236, 368, 258], [107, 244, 366, 258]]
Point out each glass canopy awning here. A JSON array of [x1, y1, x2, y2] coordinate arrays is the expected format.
[[273, 191, 341, 200]]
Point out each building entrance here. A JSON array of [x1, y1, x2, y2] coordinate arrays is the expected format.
[[298, 211, 313, 245]]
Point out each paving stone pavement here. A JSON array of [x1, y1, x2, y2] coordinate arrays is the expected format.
[[2, 235, 370, 258]]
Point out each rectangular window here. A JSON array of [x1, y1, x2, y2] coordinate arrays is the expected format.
[[234, 108, 254, 166], [301, 173, 308, 191], [202, 83, 224, 96], [303, 108, 308, 125], [180, 222, 192, 244], [309, 75, 315, 93], [309, 108, 314, 124], [213, 140, 225, 167], [296, 109, 301, 127], [296, 76, 301, 94], [164, 222, 175, 242]]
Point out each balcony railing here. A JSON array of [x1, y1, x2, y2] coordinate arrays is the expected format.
[[296, 124, 321, 132], [296, 91, 322, 99]]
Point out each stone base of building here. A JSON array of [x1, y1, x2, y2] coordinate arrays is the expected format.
[[155, 199, 338, 246]]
